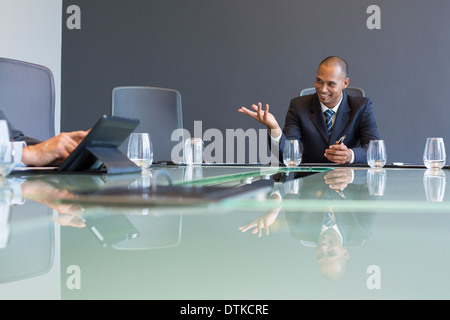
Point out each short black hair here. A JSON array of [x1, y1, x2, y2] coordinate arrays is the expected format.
[[319, 56, 348, 78]]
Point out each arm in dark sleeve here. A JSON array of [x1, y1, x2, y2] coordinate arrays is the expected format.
[[0, 110, 41, 145], [352, 99, 381, 163]]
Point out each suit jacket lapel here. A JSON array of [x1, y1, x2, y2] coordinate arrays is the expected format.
[[309, 94, 329, 144], [330, 91, 350, 143]]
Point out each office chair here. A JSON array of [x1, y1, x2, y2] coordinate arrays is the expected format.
[[299, 86, 365, 97], [111, 86, 184, 163], [0, 57, 55, 141]]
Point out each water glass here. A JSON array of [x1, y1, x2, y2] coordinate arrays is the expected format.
[[283, 140, 302, 167], [0, 120, 15, 177], [184, 138, 204, 165], [0, 143, 15, 177], [423, 137, 446, 170], [367, 140, 386, 168], [127, 133, 153, 170], [423, 169, 446, 202]]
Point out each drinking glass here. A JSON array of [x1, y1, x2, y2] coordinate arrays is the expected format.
[[423, 169, 446, 202], [127, 133, 153, 170], [0, 120, 14, 177], [184, 138, 204, 165], [283, 140, 302, 167], [423, 137, 446, 170], [367, 140, 386, 168]]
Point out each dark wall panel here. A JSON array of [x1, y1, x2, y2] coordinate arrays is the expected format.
[[61, 0, 450, 164]]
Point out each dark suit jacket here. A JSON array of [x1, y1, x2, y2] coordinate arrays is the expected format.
[[0, 110, 41, 145], [280, 91, 381, 164]]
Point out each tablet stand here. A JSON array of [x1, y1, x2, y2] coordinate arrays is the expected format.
[[87, 146, 141, 174]]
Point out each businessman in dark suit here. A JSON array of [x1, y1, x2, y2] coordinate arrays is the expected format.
[[239, 56, 381, 164], [0, 110, 88, 166]]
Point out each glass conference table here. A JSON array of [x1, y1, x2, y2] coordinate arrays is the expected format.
[[1, 163, 450, 301]]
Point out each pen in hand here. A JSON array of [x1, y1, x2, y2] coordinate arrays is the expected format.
[[337, 135, 346, 144]]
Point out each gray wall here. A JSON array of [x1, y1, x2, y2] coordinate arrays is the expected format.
[[61, 0, 450, 164]]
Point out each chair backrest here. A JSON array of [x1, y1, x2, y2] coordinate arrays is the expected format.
[[0, 57, 55, 141], [299, 86, 365, 97], [111, 86, 183, 162]]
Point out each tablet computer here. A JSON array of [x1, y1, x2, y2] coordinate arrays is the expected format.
[[58, 115, 140, 173]]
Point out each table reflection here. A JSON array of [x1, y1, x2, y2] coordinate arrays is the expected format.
[[239, 168, 376, 281], [423, 169, 446, 202], [20, 172, 184, 251], [367, 168, 387, 196], [0, 177, 54, 284]]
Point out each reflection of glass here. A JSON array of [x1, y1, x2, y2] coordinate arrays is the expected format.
[[283, 140, 301, 167], [282, 178, 302, 195], [184, 165, 203, 181], [367, 168, 387, 196], [184, 138, 204, 165], [0, 187, 12, 248], [128, 170, 153, 215], [423, 137, 446, 170], [367, 140, 386, 168], [423, 169, 446, 202], [0, 177, 23, 249], [127, 133, 153, 169]]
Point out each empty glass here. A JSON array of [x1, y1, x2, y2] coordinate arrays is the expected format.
[[367, 140, 386, 168], [184, 138, 204, 165], [283, 140, 302, 167], [127, 133, 153, 170], [0, 120, 15, 177], [423, 137, 446, 170]]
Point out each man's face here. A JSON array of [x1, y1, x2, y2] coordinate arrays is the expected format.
[[314, 64, 349, 108], [314, 229, 349, 280]]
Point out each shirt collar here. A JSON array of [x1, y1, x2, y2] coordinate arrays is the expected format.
[[320, 92, 344, 114]]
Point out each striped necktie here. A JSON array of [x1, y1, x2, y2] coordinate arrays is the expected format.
[[324, 211, 335, 228], [324, 109, 334, 135]]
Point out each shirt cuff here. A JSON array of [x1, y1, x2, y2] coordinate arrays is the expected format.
[[349, 149, 355, 164], [12, 141, 26, 167], [270, 133, 282, 144]]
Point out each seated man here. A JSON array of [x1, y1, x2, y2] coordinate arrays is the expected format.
[[238, 56, 381, 164], [1, 110, 88, 167]]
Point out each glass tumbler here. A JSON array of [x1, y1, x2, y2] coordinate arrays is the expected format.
[[283, 140, 302, 167], [423, 137, 446, 170], [127, 133, 153, 170], [0, 120, 14, 177], [367, 140, 387, 168], [184, 138, 204, 165]]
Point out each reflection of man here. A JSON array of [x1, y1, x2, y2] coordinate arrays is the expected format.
[[287, 169, 376, 280], [239, 169, 376, 281], [288, 209, 375, 281]]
